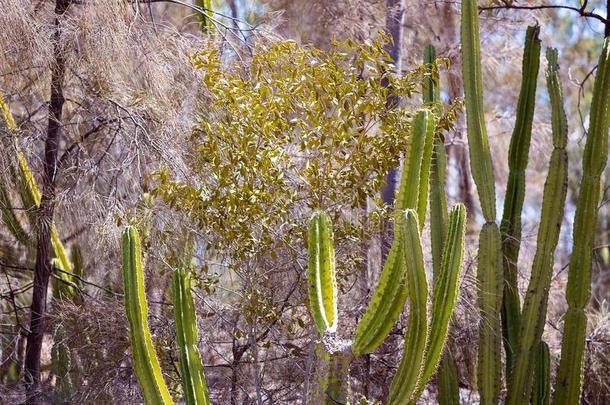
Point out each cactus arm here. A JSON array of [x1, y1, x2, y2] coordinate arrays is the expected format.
[[353, 110, 433, 355], [417, 116, 436, 228], [460, 0, 497, 222], [554, 38, 610, 404], [412, 204, 466, 401], [461, 2, 504, 403], [532, 342, 551, 405], [424, 45, 461, 405], [507, 48, 568, 405], [500, 26, 541, 374], [173, 269, 210, 405], [395, 110, 435, 213], [122, 226, 174, 404], [388, 210, 429, 405], [307, 211, 338, 335]]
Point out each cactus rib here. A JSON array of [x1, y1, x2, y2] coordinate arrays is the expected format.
[[507, 48, 568, 405], [554, 38, 610, 404], [500, 26, 541, 374], [122, 226, 173, 404], [307, 211, 338, 335], [173, 269, 210, 405]]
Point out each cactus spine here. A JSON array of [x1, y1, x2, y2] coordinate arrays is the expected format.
[[353, 109, 434, 355], [173, 268, 210, 405], [500, 26, 541, 374], [507, 48, 568, 405], [388, 210, 429, 405], [122, 226, 173, 405], [307, 211, 338, 335], [554, 38, 610, 404], [51, 325, 74, 404], [461, 1, 503, 402]]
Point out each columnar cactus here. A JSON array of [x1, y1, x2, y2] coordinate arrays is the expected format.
[[389, 205, 466, 404], [507, 48, 568, 405], [554, 37, 610, 404], [500, 26, 541, 373], [412, 204, 467, 402], [353, 109, 434, 355], [172, 268, 210, 405], [307, 211, 338, 335], [461, 1, 503, 402], [387, 210, 429, 405], [122, 226, 174, 404], [424, 44, 460, 405]]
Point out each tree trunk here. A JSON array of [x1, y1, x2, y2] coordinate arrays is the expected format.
[[23, 0, 70, 402], [380, 0, 405, 210]]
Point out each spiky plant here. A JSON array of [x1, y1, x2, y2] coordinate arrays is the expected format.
[[506, 47, 568, 405], [461, 1, 503, 402], [173, 268, 210, 405], [499, 26, 541, 373], [122, 226, 174, 404], [554, 37, 610, 404], [352, 109, 435, 356]]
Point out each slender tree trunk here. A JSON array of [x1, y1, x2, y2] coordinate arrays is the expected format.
[[380, 0, 405, 210], [24, 0, 70, 402]]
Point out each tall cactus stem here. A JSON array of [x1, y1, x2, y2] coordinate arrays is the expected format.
[[122, 226, 173, 404], [461, 1, 503, 402], [507, 48, 568, 405], [500, 26, 541, 375], [353, 110, 434, 355], [388, 210, 429, 405], [412, 204, 467, 402], [554, 38, 610, 404], [173, 268, 210, 405]]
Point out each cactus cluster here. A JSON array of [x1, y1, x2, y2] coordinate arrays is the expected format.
[[461, 1, 610, 404], [122, 226, 212, 404]]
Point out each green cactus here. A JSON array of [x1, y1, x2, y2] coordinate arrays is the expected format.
[[461, 1, 503, 402], [424, 44, 461, 405], [353, 109, 434, 355], [438, 350, 460, 405], [122, 226, 174, 405], [506, 48, 568, 405], [554, 38, 610, 404], [500, 26, 541, 374], [51, 325, 74, 404], [413, 204, 467, 402], [307, 211, 338, 335], [172, 268, 210, 405], [387, 210, 429, 405], [532, 341, 550, 405]]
